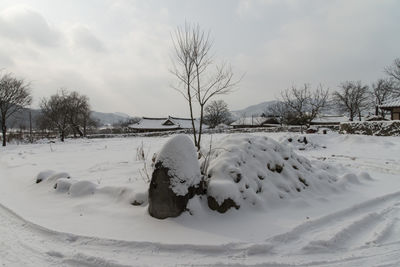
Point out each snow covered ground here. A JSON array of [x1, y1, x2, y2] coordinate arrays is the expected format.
[[0, 132, 400, 266]]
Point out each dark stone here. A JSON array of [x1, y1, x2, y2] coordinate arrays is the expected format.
[[148, 163, 189, 219], [131, 200, 144, 206], [275, 164, 283, 173], [234, 173, 242, 183], [298, 177, 309, 187], [207, 196, 240, 213], [303, 137, 308, 144], [148, 162, 205, 219]]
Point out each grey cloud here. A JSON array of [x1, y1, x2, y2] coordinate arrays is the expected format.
[[0, 6, 61, 47], [70, 25, 106, 53], [0, 51, 14, 67]]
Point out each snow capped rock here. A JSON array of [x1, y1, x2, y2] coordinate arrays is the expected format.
[[156, 134, 201, 196]]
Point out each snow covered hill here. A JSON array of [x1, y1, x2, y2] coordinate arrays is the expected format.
[[231, 100, 278, 118]]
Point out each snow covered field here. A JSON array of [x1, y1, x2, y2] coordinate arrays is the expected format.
[[1, 132, 400, 266]]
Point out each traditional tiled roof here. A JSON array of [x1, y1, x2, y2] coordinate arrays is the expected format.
[[128, 116, 203, 130], [379, 98, 400, 108]]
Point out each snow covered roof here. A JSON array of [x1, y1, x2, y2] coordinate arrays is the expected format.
[[128, 116, 202, 130], [379, 98, 400, 108], [231, 116, 268, 126]]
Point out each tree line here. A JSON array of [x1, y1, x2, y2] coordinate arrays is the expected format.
[[193, 59, 400, 137], [262, 58, 400, 129], [0, 71, 94, 146]]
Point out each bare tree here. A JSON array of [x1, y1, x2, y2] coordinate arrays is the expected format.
[[67, 91, 91, 137], [263, 102, 289, 125], [40, 90, 70, 142], [281, 84, 329, 130], [171, 23, 239, 150], [0, 72, 32, 146], [385, 58, 400, 82], [40, 90, 91, 141], [203, 100, 232, 128], [385, 58, 400, 97], [333, 81, 369, 121], [371, 78, 395, 116], [170, 23, 197, 146]]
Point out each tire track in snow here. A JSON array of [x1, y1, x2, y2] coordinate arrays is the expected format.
[[1, 192, 400, 267], [265, 191, 400, 255], [318, 155, 400, 175]]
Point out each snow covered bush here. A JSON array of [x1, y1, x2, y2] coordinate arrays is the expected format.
[[205, 134, 338, 213]]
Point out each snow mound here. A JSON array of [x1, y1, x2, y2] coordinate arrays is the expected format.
[[69, 181, 97, 197], [206, 135, 343, 211], [156, 134, 201, 196], [35, 169, 149, 205], [35, 170, 55, 183], [35, 170, 70, 184], [54, 178, 75, 193]]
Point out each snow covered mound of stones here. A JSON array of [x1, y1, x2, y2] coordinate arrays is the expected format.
[[206, 135, 340, 213], [280, 134, 325, 151]]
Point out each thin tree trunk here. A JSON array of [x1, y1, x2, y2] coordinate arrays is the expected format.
[[197, 104, 204, 151], [2, 122, 6, 147], [195, 67, 202, 151], [187, 74, 197, 147]]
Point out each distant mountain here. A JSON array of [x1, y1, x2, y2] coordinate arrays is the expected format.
[[6, 109, 133, 129], [231, 101, 278, 118], [91, 111, 133, 126]]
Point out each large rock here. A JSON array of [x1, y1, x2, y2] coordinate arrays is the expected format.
[[148, 135, 202, 219]]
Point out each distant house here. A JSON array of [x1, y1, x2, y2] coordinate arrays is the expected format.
[[230, 116, 279, 128], [379, 98, 400, 120], [128, 116, 203, 132], [310, 115, 349, 126]]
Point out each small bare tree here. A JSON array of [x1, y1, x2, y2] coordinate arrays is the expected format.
[[281, 84, 329, 131], [204, 100, 232, 128], [171, 23, 239, 150], [333, 81, 369, 121], [263, 102, 290, 126], [40, 90, 91, 141], [371, 78, 395, 116], [0, 72, 32, 146], [170, 23, 197, 146], [40, 90, 70, 142], [385, 58, 400, 82], [67, 91, 91, 137], [385, 58, 400, 97]]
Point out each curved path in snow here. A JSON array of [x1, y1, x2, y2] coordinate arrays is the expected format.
[[1, 192, 400, 267]]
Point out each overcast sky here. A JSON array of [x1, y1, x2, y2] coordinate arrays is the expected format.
[[0, 0, 399, 117]]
